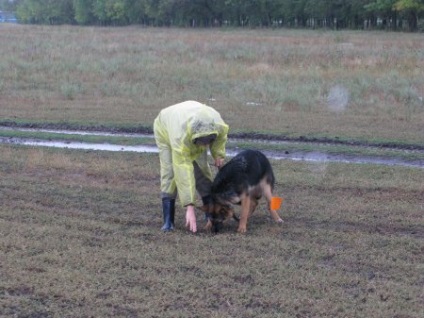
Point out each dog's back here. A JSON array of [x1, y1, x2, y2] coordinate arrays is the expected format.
[[211, 149, 275, 204]]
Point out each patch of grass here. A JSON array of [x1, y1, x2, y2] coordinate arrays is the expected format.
[[0, 25, 423, 145], [60, 82, 85, 100], [1, 145, 423, 317], [0, 129, 155, 146]]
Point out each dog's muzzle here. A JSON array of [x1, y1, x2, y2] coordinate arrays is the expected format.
[[211, 216, 225, 233]]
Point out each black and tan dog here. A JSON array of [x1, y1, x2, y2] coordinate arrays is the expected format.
[[203, 149, 283, 233]]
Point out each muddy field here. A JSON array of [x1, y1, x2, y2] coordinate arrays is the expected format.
[[1, 145, 423, 317]]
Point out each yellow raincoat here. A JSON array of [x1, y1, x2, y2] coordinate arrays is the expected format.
[[154, 101, 229, 207]]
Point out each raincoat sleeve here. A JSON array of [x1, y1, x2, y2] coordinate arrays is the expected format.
[[171, 148, 197, 207], [210, 122, 229, 160]]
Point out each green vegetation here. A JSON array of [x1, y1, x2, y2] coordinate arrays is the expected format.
[[1, 25, 423, 148], [4, 0, 424, 31], [1, 146, 423, 317]]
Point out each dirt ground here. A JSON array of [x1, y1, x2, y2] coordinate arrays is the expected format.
[[1, 145, 423, 317]]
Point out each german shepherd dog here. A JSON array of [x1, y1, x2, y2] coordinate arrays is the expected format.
[[203, 149, 283, 233]]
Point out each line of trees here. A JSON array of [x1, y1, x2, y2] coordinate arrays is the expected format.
[[2, 0, 423, 31]]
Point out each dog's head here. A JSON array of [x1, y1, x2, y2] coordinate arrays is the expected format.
[[202, 201, 234, 233]]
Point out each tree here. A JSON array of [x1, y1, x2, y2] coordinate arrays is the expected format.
[[73, 0, 94, 25], [16, 0, 74, 24], [0, 0, 21, 11], [92, 0, 129, 25], [290, 0, 309, 27], [393, 0, 424, 30], [345, 0, 371, 29], [12, 0, 424, 31], [364, 0, 398, 29], [124, 0, 149, 25]]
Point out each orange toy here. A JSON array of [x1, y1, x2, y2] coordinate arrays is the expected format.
[[270, 196, 283, 210]]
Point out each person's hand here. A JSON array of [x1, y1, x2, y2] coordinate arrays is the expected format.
[[185, 205, 197, 233], [214, 157, 224, 169]]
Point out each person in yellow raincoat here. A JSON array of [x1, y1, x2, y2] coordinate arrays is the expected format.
[[153, 100, 229, 233]]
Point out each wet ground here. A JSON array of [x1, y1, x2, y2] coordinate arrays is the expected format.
[[1, 126, 423, 169]]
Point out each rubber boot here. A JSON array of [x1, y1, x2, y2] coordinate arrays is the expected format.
[[161, 198, 175, 232]]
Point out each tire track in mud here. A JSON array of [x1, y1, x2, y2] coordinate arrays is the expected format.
[[0, 124, 423, 169], [1, 120, 424, 150]]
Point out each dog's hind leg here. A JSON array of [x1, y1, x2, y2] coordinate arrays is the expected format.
[[263, 184, 283, 224]]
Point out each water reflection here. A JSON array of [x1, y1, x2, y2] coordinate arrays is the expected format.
[[1, 137, 423, 169]]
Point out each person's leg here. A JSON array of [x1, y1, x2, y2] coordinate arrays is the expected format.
[[154, 129, 177, 231], [158, 148, 177, 231]]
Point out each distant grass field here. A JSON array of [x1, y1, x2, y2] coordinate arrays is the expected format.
[[1, 145, 423, 317], [0, 24, 423, 147]]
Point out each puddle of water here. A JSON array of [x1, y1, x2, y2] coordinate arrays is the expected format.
[[0, 127, 153, 138], [2, 137, 422, 169], [267, 150, 423, 168], [1, 127, 423, 169], [4, 138, 159, 153]]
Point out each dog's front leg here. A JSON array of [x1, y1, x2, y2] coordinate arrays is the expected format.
[[238, 196, 250, 233]]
